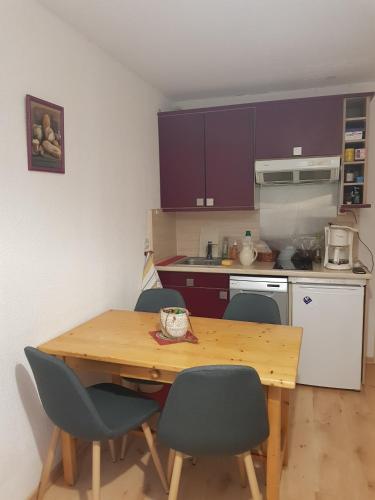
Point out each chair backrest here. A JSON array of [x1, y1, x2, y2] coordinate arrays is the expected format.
[[223, 293, 281, 324], [135, 288, 186, 313], [25, 347, 109, 441], [158, 365, 269, 456]]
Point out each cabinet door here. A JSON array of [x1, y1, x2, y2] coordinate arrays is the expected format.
[[205, 108, 255, 209], [255, 96, 343, 159], [173, 287, 229, 319], [158, 272, 229, 318], [158, 271, 229, 289], [159, 113, 205, 209]]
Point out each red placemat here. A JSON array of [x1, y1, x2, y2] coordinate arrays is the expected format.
[[149, 330, 198, 345]]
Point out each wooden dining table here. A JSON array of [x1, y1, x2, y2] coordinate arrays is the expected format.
[[38, 309, 302, 500]]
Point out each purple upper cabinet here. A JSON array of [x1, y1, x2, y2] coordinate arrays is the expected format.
[[255, 96, 344, 159], [205, 108, 255, 209], [159, 113, 205, 209]]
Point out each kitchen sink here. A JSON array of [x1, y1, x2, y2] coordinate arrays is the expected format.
[[175, 257, 222, 266]]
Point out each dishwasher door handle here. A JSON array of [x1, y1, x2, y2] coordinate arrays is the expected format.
[[230, 283, 288, 293]]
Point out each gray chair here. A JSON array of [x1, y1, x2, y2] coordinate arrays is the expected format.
[[134, 288, 186, 313], [119, 287, 186, 459], [158, 365, 269, 500], [223, 292, 281, 324], [24, 347, 168, 500]]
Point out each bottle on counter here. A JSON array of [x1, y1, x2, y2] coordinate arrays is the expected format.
[[229, 240, 239, 261], [222, 236, 229, 259], [239, 230, 258, 267]]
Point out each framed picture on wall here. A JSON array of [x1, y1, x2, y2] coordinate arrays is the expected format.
[[26, 95, 65, 173]]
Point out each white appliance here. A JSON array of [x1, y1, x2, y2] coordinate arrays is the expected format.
[[324, 225, 357, 270], [229, 276, 289, 325], [291, 277, 365, 390], [255, 156, 340, 185]]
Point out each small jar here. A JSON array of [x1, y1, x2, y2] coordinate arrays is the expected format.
[[229, 241, 239, 260], [345, 172, 355, 182], [345, 148, 355, 162]]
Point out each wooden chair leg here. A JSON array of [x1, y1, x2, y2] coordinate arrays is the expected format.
[[236, 455, 247, 488], [141, 422, 169, 493], [191, 457, 198, 465], [167, 449, 176, 484], [168, 451, 184, 500], [243, 452, 261, 500], [36, 426, 60, 500], [120, 435, 127, 460], [108, 439, 116, 462], [92, 441, 101, 500]]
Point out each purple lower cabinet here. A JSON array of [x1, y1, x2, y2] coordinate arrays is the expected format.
[[255, 96, 344, 159], [170, 287, 229, 319], [158, 271, 229, 319]]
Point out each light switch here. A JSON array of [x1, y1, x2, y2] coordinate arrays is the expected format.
[[293, 146, 302, 156]]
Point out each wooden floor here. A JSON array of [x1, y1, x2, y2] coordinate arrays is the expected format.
[[44, 365, 375, 500]]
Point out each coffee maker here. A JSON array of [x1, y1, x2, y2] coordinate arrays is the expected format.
[[324, 225, 357, 270]]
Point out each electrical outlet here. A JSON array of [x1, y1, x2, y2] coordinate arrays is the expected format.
[[293, 146, 302, 156]]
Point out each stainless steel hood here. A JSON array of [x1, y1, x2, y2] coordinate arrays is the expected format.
[[255, 156, 340, 185]]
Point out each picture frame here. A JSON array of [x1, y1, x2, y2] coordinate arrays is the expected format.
[[26, 95, 65, 173]]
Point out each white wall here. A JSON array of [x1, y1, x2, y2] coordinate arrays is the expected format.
[[174, 82, 375, 357], [0, 1, 167, 498]]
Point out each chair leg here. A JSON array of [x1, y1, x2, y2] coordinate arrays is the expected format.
[[236, 455, 247, 488], [167, 449, 176, 484], [243, 452, 261, 500], [191, 457, 198, 465], [120, 434, 127, 460], [92, 441, 101, 500], [141, 422, 169, 493], [36, 426, 60, 500], [168, 452, 183, 500], [108, 439, 116, 462]]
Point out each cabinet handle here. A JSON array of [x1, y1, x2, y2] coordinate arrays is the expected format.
[[206, 198, 214, 207], [219, 290, 228, 300], [186, 278, 194, 287], [196, 198, 204, 207]]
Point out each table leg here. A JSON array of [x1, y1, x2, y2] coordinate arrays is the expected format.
[[61, 431, 77, 486], [266, 386, 282, 500], [281, 389, 290, 467]]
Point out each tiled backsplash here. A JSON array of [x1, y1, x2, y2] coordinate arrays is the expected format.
[[176, 211, 260, 256], [150, 184, 357, 261], [258, 183, 355, 249]]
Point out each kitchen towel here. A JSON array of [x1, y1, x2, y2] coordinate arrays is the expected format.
[[141, 251, 162, 290]]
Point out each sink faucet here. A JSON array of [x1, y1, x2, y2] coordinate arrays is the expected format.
[[206, 241, 213, 260]]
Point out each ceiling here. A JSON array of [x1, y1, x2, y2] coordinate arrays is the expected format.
[[39, 0, 375, 101]]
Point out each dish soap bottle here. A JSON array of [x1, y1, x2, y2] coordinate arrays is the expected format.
[[239, 230, 258, 267]]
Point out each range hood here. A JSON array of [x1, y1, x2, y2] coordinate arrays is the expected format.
[[255, 156, 340, 185]]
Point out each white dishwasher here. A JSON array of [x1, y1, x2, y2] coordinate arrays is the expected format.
[[291, 277, 365, 390], [229, 276, 289, 325]]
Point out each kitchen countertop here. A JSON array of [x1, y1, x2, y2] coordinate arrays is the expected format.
[[156, 257, 372, 280]]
